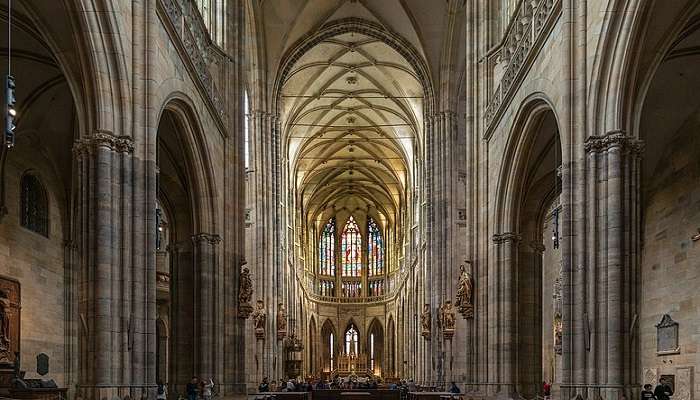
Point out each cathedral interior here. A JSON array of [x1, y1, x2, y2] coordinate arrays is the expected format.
[[0, 1, 698, 400]]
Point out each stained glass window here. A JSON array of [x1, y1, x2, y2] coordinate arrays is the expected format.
[[341, 216, 361, 277], [345, 324, 359, 354], [368, 280, 384, 297], [20, 174, 48, 237], [319, 218, 336, 276], [368, 217, 383, 276], [342, 282, 362, 298], [319, 280, 335, 297]]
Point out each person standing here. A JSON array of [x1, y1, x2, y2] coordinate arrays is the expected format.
[[186, 377, 199, 400], [156, 381, 167, 400], [259, 377, 270, 393], [642, 384, 656, 400], [449, 382, 461, 394], [655, 378, 673, 400], [543, 381, 552, 400], [202, 378, 214, 400]]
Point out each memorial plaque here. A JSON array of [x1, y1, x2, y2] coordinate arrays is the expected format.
[[656, 314, 680, 355], [37, 353, 49, 376]]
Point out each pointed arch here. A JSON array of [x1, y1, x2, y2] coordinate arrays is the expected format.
[[308, 316, 318, 376], [343, 320, 360, 355], [367, 318, 384, 376], [319, 217, 336, 276], [341, 215, 362, 277], [157, 94, 219, 234], [367, 216, 384, 277], [321, 319, 337, 373]]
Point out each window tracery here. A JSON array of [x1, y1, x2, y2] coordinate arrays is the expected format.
[[341, 216, 361, 277], [368, 217, 383, 276], [319, 218, 336, 276]]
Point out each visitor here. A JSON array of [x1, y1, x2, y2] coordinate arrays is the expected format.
[[543, 381, 551, 400], [202, 378, 214, 400], [186, 377, 199, 400], [655, 378, 673, 400], [642, 384, 656, 400], [259, 377, 270, 393], [277, 380, 287, 391], [156, 381, 167, 400], [449, 382, 461, 394], [388, 381, 398, 390], [286, 379, 296, 392]]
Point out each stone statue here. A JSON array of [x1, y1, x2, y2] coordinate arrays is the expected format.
[[553, 314, 562, 355], [0, 291, 11, 352], [455, 263, 474, 319], [252, 300, 266, 340], [439, 301, 455, 339], [239, 267, 253, 305], [238, 266, 254, 318], [420, 304, 431, 339], [277, 303, 287, 340]]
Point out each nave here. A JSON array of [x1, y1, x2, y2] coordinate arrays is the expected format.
[[0, 1, 698, 400]]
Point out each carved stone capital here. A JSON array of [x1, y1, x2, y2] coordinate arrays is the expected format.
[[529, 241, 546, 253], [73, 131, 134, 156], [191, 233, 222, 245], [492, 232, 522, 244], [584, 130, 644, 155]]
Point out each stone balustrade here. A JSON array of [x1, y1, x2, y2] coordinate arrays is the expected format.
[[484, 0, 559, 131], [159, 0, 227, 121]]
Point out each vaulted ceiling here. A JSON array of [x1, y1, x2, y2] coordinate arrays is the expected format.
[[252, 0, 466, 231], [283, 29, 423, 227]]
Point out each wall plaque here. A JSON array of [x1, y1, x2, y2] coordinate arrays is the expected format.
[[656, 314, 680, 355], [37, 353, 49, 376]]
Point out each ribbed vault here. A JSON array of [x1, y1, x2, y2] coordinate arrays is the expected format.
[[283, 30, 423, 229]]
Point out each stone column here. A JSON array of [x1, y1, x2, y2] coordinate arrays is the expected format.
[[583, 131, 642, 400], [192, 233, 222, 379], [492, 232, 520, 396], [74, 132, 148, 400]]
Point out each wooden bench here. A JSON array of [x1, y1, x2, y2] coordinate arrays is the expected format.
[[313, 389, 401, 400]]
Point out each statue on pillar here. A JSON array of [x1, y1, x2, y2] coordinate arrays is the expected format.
[[455, 262, 474, 319], [439, 301, 455, 339], [238, 264, 254, 318], [420, 304, 431, 340], [277, 303, 287, 340], [252, 300, 266, 340]]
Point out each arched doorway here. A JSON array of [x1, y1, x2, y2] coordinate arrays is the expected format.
[[321, 319, 337, 378], [156, 102, 216, 392], [387, 316, 396, 378], [309, 316, 318, 376], [498, 101, 562, 397], [367, 319, 384, 377]]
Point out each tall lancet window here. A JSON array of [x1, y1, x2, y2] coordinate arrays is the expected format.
[[345, 324, 359, 355], [319, 218, 336, 276], [20, 174, 48, 237], [367, 217, 383, 276], [244, 90, 250, 170], [341, 216, 361, 277]]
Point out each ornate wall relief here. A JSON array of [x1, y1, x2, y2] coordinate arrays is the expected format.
[[675, 367, 693, 400], [0, 277, 19, 367]]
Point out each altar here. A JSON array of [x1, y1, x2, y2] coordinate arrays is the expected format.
[[335, 353, 371, 377]]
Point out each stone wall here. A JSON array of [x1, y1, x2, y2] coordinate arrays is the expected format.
[[641, 125, 700, 399], [0, 144, 68, 385]]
